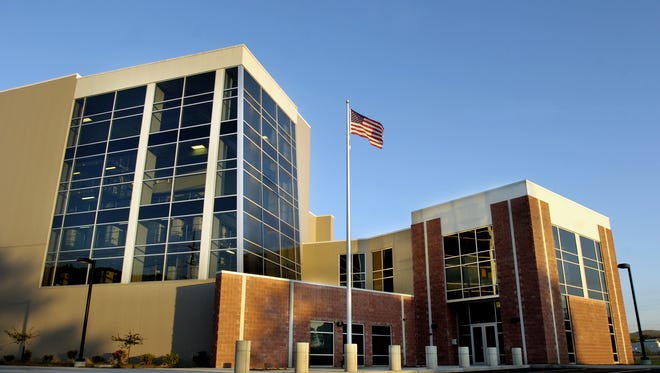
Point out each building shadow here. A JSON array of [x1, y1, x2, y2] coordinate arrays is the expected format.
[[171, 281, 216, 364]]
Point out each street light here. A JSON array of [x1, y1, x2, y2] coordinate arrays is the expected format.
[[617, 263, 651, 365], [75, 258, 96, 367]]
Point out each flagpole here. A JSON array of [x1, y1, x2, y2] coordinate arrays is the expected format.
[[345, 99, 353, 346]]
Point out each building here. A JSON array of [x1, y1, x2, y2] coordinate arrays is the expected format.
[[0, 45, 633, 367]]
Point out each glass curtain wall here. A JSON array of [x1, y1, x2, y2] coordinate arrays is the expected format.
[[43, 86, 147, 285], [44, 65, 302, 285], [132, 72, 215, 281], [241, 69, 300, 280]]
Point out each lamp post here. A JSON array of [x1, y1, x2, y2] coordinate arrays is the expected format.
[[75, 258, 96, 367], [617, 263, 651, 365]]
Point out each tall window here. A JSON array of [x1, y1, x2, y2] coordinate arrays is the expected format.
[[373, 248, 394, 292], [309, 321, 334, 366], [133, 72, 215, 282], [444, 227, 497, 300], [43, 86, 147, 286], [340, 254, 366, 289], [371, 326, 391, 365]]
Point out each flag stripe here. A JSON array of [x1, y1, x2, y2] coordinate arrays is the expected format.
[[350, 109, 384, 148]]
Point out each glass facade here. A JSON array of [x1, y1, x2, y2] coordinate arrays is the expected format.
[[444, 227, 497, 300], [43, 66, 301, 285], [43, 86, 147, 286]]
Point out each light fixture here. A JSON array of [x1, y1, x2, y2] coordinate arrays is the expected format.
[[73, 171, 81, 175], [81, 196, 95, 200], [191, 144, 206, 150], [104, 166, 116, 171], [82, 118, 92, 123]]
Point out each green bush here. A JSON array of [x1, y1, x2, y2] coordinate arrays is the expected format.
[[91, 355, 106, 364], [3, 355, 15, 362], [140, 353, 156, 366], [21, 350, 32, 361], [193, 351, 211, 367], [42, 354, 54, 363], [161, 352, 179, 368], [66, 350, 78, 361]]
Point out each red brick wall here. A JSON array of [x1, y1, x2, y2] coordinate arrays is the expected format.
[[411, 218, 456, 365], [598, 226, 634, 364], [213, 271, 416, 368], [491, 197, 567, 364], [569, 296, 613, 364], [491, 200, 523, 363]]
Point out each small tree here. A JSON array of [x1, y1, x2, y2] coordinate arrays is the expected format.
[[4, 327, 38, 361], [111, 331, 144, 362]]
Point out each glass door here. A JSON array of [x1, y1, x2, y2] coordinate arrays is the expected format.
[[471, 323, 498, 365]]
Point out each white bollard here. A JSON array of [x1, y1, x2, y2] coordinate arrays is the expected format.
[[389, 345, 401, 371], [458, 346, 470, 368], [425, 345, 437, 369], [295, 342, 309, 373], [344, 344, 358, 372], [487, 347, 499, 367], [512, 347, 523, 366], [235, 340, 251, 373]]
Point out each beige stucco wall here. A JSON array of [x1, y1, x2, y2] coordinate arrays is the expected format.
[[301, 228, 413, 295]]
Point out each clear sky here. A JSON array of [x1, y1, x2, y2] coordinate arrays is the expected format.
[[1, 0, 659, 331]]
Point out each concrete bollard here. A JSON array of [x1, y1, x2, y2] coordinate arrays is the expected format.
[[487, 347, 498, 367], [235, 340, 251, 373], [512, 347, 523, 366], [389, 345, 401, 371], [344, 344, 358, 372], [295, 342, 309, 373], [425, 345, 437, 369], [458, 346, 470, 368]]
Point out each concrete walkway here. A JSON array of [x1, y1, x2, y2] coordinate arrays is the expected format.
[[0, 365, 529, 373]]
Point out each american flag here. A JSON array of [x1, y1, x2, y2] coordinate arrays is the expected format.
[[350, 109, 384, 149]]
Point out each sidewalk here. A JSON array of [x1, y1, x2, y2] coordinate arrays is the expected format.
[[0, 365, 531, 373]]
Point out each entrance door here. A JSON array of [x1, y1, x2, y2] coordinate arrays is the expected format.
[[471, 323, 498, 365]]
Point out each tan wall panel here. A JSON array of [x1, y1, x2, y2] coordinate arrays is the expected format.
[[0, 272, 215, 363], [0, 75, 77, 248]]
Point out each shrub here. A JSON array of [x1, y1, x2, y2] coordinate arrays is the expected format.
[[111, 331, 144, 361], [21, 350, 32, 361], [193, 351, 210, 367], [91, 355, 106, 364], [66, 350, 78, 361], [3, 355, 15, 362], [112, 349, 127, 367], [42, 354, 54, 363], [162, 352, 179, 368], [140, 353, 156, 366]]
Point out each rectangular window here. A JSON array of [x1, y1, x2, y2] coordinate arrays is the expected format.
[[444, 226, 497, 300], [373, 248, 394, 292], [371, 326, 391, 366], [310, 321, 334, 366], [340, 254, 366, 289]]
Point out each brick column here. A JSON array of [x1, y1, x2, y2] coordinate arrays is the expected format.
[[411, 218, 456, 365], [491, 196, 567, 364], [598, 226, 634, 364]]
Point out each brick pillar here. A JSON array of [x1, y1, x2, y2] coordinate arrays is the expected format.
[[598, 226, 634, 364], [411, 218, 456, 365], [491, 197, 567, 364]]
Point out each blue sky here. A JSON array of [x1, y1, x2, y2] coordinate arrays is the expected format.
[[1, 1, 659, 330]]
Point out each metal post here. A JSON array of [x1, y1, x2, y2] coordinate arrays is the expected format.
[[618, 263, 650, 364], [76, 258, 96, 366]]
